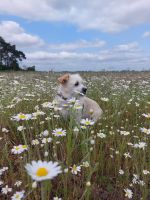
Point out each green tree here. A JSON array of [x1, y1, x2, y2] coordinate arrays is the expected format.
[[0, 36, 26, 70]]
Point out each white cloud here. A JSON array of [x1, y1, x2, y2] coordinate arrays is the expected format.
[[0, 21, 44, 47], [142, 31, 150, 38], [0, 0, 150, 32], [25, 42, 150, 71], [48, 40, 106, 50]]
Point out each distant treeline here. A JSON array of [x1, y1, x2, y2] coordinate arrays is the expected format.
[[0, 36, 35, 71]]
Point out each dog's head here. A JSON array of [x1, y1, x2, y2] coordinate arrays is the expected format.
[[58, 73, 87, 97]]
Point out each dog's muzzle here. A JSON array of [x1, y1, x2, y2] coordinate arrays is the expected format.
[[82, 87, 87, 94]]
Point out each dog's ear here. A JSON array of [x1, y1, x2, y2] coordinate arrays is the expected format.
[[58, 74, 70, 84]]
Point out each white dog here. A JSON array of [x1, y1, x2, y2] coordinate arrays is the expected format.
[[54, 73, 103, 123]]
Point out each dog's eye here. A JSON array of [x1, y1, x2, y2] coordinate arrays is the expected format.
[[75, 81, 79, 86]]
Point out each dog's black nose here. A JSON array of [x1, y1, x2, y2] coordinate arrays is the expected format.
[[82, 87, 87, 94]]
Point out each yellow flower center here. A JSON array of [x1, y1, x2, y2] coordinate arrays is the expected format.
[[15, 147, 20, 150], [22, 145, 27, 149], [56, 131, 62, 135], [15, 195, 20, 199], [36, 167, 48, 177], [19, 114, 26, 119], [72, 165, 77, 171], [85, 121, 90, 125]]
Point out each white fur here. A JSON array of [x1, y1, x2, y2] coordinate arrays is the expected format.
[[55, 74, 103, 123]]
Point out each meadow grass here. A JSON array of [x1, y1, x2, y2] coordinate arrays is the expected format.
[[0, 71, 150, 200]]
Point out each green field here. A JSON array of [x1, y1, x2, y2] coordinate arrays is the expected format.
[[0, 71, 150, 200]]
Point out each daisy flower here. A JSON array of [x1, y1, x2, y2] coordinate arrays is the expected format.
[[133, 142, 147, 149], [119, 169, 124, 175], [140, 127, 150, 135], [41, 137, 52, 144], [32, 139, 40, 145], [52, 128, 66, 137], [25, 160, 62, 181], [124, 188, 133, 199], [71, 164, 81, 175], [97, 132, 106, 138], [82, 161, 90, 168], [11, 145, 28, 154], [142, 113, 150, 118], [11, 113, 32, 121], [0, 180, 4, 185], [67, 97, 77, 104], [2, 128, 9, 133], [42, 102, 53, 108], [32, 111, 45, 117], [41, 130, 49, 137], [11, 190, 25, 200], [120, 131, 130, 136], [1, 185, 12, 194], [80, 118, 94, 126], [14, 181, 22, 187], [101, 97, 109, 102], [73, 103, 83, 110], [17, 126, 26, 132], [143, 170, 150, 175], [53, 197, 62, 200]]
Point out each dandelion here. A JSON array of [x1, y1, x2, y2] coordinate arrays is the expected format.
[[124, 188, 133, 199], [52, 128, 66, 137], [25, 160, 62, 181]]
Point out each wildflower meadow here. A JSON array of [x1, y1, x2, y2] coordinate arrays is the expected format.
[[0, 71, 150, 200]]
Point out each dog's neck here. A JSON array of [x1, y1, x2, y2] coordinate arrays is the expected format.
[[56, 92, 68, 101], [57, 88, 83, 101]]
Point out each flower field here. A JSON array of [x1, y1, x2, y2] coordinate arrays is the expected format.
[[0, 71, 150, 200]]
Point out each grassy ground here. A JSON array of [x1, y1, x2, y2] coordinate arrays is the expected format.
[[0, 71, 150, 200]]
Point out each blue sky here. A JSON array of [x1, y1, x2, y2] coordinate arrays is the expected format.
[[0, 0, 150, 71]]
